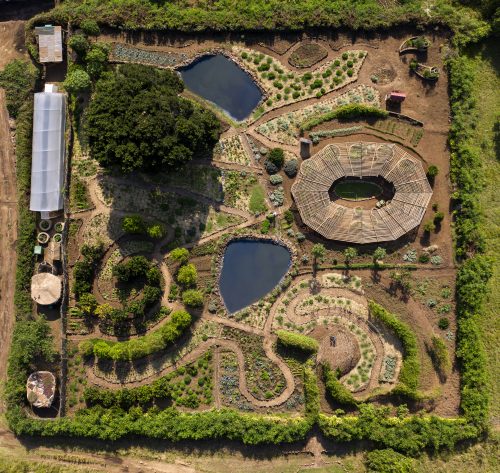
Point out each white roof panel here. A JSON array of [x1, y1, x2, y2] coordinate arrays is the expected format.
[[30, 91, 66, 212]]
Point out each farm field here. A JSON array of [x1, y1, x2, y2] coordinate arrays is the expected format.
[[0, 1, 498, 472]]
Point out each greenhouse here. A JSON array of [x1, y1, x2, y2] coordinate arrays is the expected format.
[[30, 84, 66, 213]]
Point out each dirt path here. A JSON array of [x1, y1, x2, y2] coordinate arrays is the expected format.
[[0, 89, 17, 404]]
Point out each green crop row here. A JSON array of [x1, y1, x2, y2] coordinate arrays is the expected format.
[[276, 330, 319, 353]]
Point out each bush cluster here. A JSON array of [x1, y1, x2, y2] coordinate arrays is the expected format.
[[0, 60, 38, 118], [121, 215, 165, 239], [79, 310, 192, 361], [72, 243, 105, 298]]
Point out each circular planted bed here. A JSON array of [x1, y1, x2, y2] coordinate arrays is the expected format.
[[39, 220, 52, 232], [37, 232, 50, 244]]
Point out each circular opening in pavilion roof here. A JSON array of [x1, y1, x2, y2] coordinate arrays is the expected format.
[[291, 142, 433, 244], [332, 177, 388, 202]]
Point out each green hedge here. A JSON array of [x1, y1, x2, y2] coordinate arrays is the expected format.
[[300, 104, 388, 132], [318, 404, 478, 455], [79, 310, 192, 361], [8, 405, 311, 444], [368, 301, 420, 398], [303, 364, 320, 421], [276, 330, 319, 353], [13, 99, 37, 318], [322, 363, 358, 407]]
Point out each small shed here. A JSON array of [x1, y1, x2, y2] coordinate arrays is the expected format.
[[26, 371, 56, 408], [31, 272, 62, 305], [300, 138, 312, 159], [34, 25, 63, 63], [386, 91, 406, 103]]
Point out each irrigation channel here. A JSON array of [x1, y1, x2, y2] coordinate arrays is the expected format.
[[179, 54, 263, 121], [219, 239, 291, 313]]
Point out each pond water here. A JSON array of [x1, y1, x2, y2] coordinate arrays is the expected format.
[[219, 239, 291, 313], [179, 54, 263, 121]]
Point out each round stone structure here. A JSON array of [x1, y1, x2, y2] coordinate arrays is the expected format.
[[291, 142, 432, 244]]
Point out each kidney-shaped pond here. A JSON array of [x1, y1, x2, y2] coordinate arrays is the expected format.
[[219, 239, 291, 313], [179, 54, 263, 121]]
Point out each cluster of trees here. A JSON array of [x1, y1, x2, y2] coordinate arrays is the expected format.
[[300, 104, 388, 132], [86, 64, 221, 173], [276, 330, 319, 353], [79, 309, 192, 361], [369, 301, 420, 399]]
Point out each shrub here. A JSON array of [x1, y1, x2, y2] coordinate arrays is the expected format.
[[423, 221, 436, 233], [268, 148, 285, 168], [260, 219, 271, 234], [63, 68, 91, 94], [344, 247, 357, 264], [373, 247, 386, 263], [434, 211, 445, 224], [86, 44, 109, 79], [170, 247, 189, 265], [283, 158, 298, 177], [177, 263, 197, 287], [342, 52, 348, 60], [264, 160, 279, 175], [284, 210, 294, 225], [182, 289, 204, 307], [418, 253, 430, 263], [112, 256, 150, 283], [0, 59, 38, 118], [122, 215, 145, 234], [276, 330, 319, 353], [438, 317, 450, 330], [303, 364, 320, 420], [431, 336, 451, 379], [80, 18, 100, 36], [147, 223, 165, 239], [269, 174, 283, 185], [365, 449, 414, 473], [427, 165, 439, 181], [68, 34, 90, 56], [322, 364, 357, 406]]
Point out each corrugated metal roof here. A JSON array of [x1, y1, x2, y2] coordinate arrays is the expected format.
[[36, 25, 62, 63]]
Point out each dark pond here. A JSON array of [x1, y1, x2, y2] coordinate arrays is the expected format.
[[179, 54, 263, 121], [219, 239, 291, 313]]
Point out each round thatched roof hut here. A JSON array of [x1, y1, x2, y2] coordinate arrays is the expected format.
[[26, 371, 56, 408], [31, 272, 62, 305]]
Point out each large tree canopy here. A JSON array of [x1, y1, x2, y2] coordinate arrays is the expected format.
[[86, 64, 221, 173]]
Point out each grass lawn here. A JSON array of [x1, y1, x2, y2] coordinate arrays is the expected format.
[[334, 180, 382, 200], [465, 39, 500, 429], [249, 184, 267, 214]]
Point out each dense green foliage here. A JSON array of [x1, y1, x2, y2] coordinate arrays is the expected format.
[[267, 148, 285, 168], [303, 364, 320, 421], [318, 404, 478, 455], [301, 104, 388, 131], [13, 99, 37, 317], [276, 330, 319, 353], [369, 301, 420, 398], [322, 363, 358, 406], [431, 335, 451, 379], [169, 247, 189, 265], [365, 448, 414, 473], [28, 0, 494, 45], [79, 310, 192, 360], [72, 243, 105, 298], [182, 289, 204, 307], [86, 64, 221, 173], [8, 405, 311, 444], [177, 263, 198, 287], [0, 60, 38, 118], [5, 319, 54, 408]]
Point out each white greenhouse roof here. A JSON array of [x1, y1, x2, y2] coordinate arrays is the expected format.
[[30, 86, 66, 212]]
